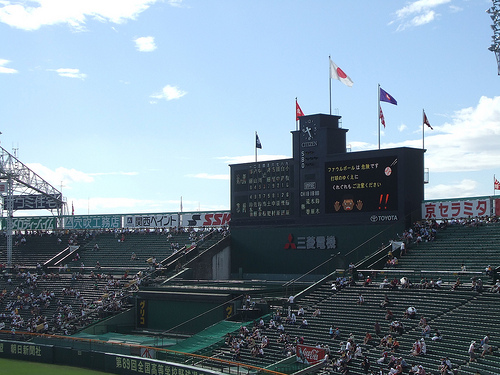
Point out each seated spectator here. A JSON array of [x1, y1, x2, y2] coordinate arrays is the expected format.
[[390, 320, 405, 335], [421, 324, 431, 338], [385, 309, 394, 321], [361, 356, 370, 373], [485, 265, 493, 277], [379, 294, 390, 308], [420, 338, 427, 355], [451, 278, 461, 290], [410, 339, 422, 356], [400, 277, 411, 288], [391, 338, 400, 352], [363, 332, 373, 345], [438, 357, 453, 375], [363, 275, 372, 287], [431, 329, 443, 341], [409, 363, 419, 374], [435, 278, 443, 288], [374, 321, 382, 337], [376, 350, 389, 364], [356, 293, 365, 305], [332, 327, 340, 340], [380, 277, 391, 289], [491, 280, 500, 293]]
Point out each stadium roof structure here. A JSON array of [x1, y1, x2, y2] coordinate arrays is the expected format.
[[0, 145, 64, 267]]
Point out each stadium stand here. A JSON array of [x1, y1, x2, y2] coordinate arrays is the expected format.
[[1, 221, 499, 374]]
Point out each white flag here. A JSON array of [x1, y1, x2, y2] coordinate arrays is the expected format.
[[329, 58, 353, 87]]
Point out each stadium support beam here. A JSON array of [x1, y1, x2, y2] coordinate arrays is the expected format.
[[0, 146, 63, 268]]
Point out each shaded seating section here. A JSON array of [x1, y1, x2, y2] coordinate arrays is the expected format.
[[0, 228, 226, 336], [62, 231, 191, 274], [0, 232, 79, 267]]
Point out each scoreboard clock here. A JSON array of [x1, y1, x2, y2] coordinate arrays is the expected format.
[[324, 155, 398, 213], [301, 119, 318, 141]]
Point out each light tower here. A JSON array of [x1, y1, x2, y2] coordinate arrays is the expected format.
[[487, 0, 500, 75]]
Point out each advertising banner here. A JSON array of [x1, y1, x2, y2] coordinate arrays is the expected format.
[[63, 215, 122, 229], [124, 214, 179, 228], [422, 198, 491, 220], [296, 344, 326, 365], [11, 194, 62, 210], [2, 216, 56, 231], [181, 212, 231, 227]]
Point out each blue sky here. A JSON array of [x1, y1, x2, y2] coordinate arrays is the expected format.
[[1, 0, 499, 215]]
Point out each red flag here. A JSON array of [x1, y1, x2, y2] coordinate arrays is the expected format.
[[296, 100, 304, 121], [71, 202, 74, 215], [495, 178, 500, 190], [423, 110, 433, 130], [379, 107, 385, 128]]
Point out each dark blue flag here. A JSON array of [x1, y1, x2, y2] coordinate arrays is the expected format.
[[256, 133, 262, 149], [380, 87, 397, 105]]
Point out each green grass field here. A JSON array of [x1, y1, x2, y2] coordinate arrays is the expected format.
[[0, 358, 113, 375]]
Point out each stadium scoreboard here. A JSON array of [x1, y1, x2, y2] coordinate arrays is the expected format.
[[230, 114, 424, 227], [232, 160, 294, 218], [324, 155, 399, 214]]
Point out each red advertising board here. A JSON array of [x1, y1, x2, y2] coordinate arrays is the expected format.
[[296, 344, 326, 365]]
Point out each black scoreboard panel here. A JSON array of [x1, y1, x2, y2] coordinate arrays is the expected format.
[[324, 155, 398, 214], [231, 114, 424, 227], [231, 160, 294, 219]]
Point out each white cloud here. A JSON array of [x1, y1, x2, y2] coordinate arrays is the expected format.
[[398, 124, 408, 132], [150, 85, 187, 101], [0, 0, 179, 31], [424, 96, 500, 172], [393, 0, 451, 30], [349, 96, 500, 199], [0, 58, 17, 73], [353, 97, 500, 174], [50, 68, 87, 79], [27, 163, 95, 188], [425, 179, 479, 199], [69, 196, 224, 215], [134, 36, 157, 52]]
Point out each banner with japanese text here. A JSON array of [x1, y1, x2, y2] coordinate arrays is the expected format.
[[124, 214, 179, 228], [1, 216, 56, 231], [422, 198, 491, 220], [63, 215, 122, 230]]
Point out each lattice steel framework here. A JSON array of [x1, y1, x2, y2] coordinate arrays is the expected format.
[[487, 0, 500, 75], [0, 146, 64, 267]]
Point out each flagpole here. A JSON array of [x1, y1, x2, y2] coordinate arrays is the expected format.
[[494, 174, 496, 196], [329, 56, 332, 115], [255, 131, 257, 162], [422, 109, 425, 150], [378, 84, 381, 150], [295, 98, 298, 131]]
